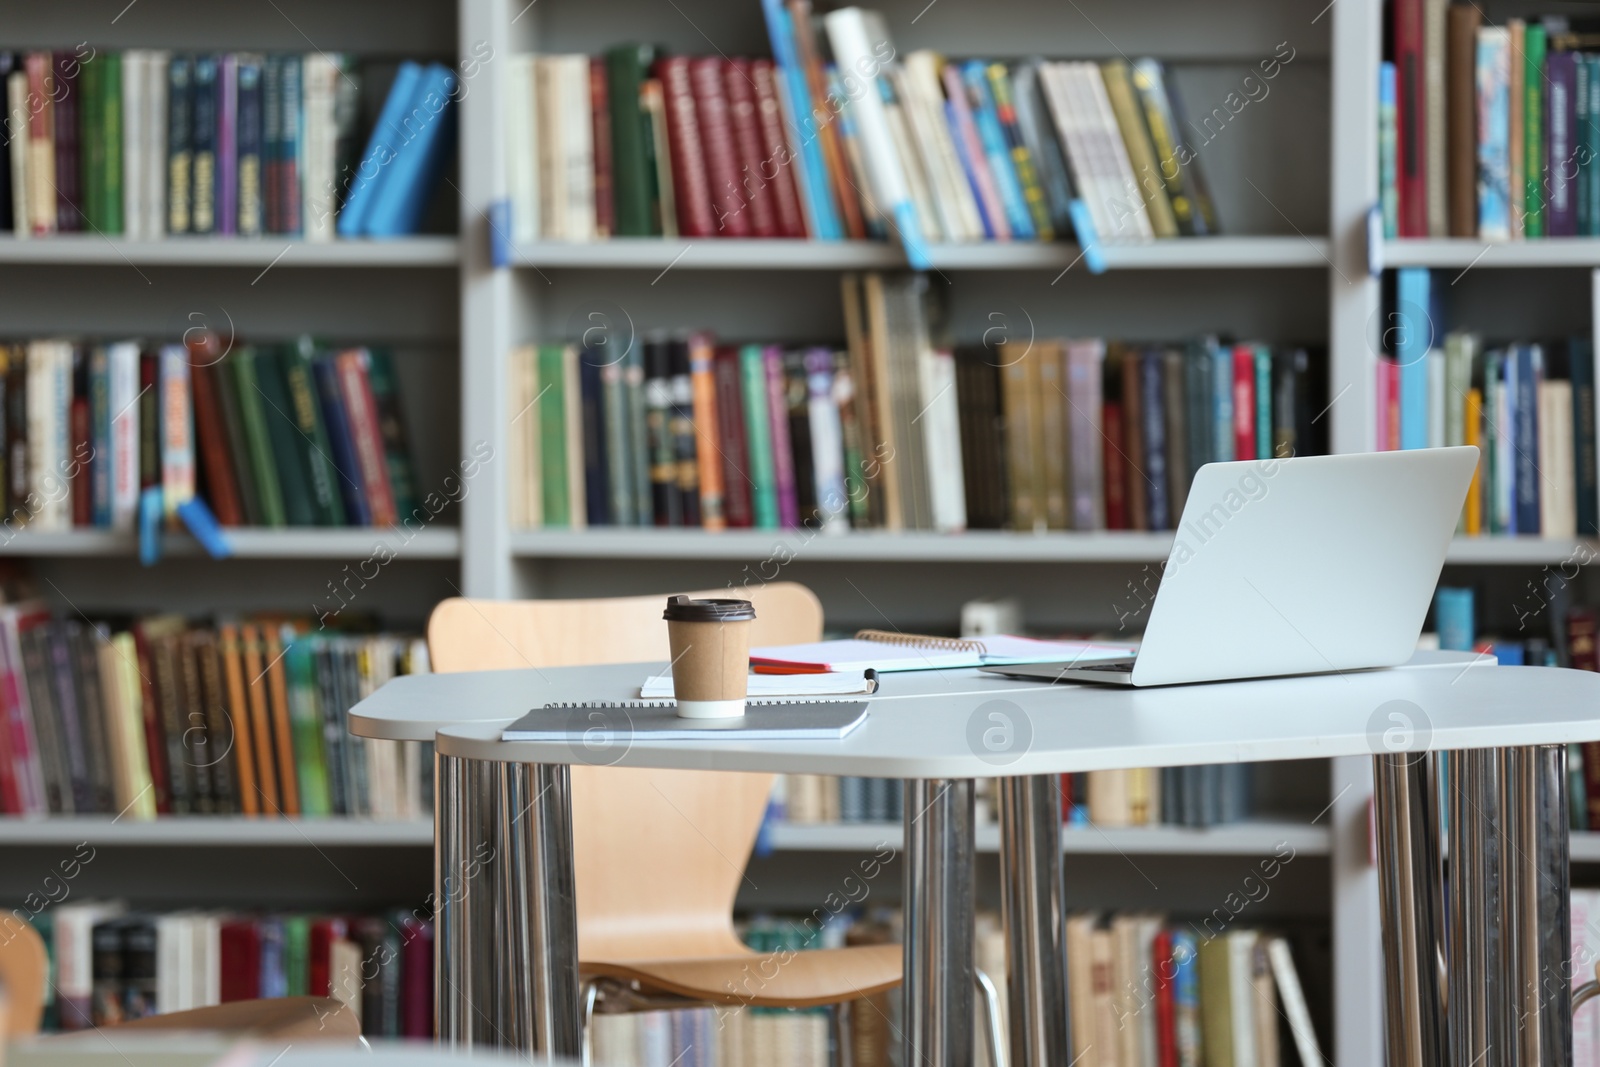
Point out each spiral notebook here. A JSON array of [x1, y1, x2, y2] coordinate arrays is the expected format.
[[750, 630, 1136, 674], [501, 699, 870, 742]]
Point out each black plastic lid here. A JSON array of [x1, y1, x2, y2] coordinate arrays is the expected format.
[[663, 595, 756, 622]]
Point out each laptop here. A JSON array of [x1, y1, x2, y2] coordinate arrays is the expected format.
[[983, 447, 1479, 687]]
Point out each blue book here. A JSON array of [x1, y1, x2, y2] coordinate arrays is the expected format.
[[1396, 268, 1432, 450], [1141, 350, 1169, 530], [945, 99, 996, 238], [191, 56, 219, 234], [1171, 928, 1200, 1051], [961, 61, 1034, 239], [1210, 339, 1234, 462], [235, 54, 265, 236], [337, 61, 424, 237], [1254, 345, 1272, 460], [578, 346, 611, 526], [279, 55, 304, 235], [1477, 30, 1511, 238], [1379, 62, 1398, 238], [365, 63, 458, 237], [1435, 587, 1475, 650], [758, 0, 842, 240], [1514, 343, 1542, 534], [89, 346, 111, 527], [311, 356, 370, 525], [1492, 642, 1525, 665], [1572, 338, 1598, 535]]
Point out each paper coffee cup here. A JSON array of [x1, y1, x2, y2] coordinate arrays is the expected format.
[[663, 595, 756, 718]]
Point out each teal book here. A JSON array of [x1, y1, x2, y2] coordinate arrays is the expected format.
[[283, 635, 331, 816], [1254, 345, 1272, 459], [1525, 24, 1546, 237], [284, 338, 346, 526], [739, 344, 779, 528]]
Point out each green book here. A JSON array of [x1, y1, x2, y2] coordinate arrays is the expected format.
[[607, 46, 658, 237], [600, 353, 635, 524], [102, 51, 123, 234], [537, 344, 570, 527], [283, 635, 330, 816], [365, 350, 419, 521], [284, 338, 346, 526], [739, 344, 779, 528], [1525, 25, 1546, 237], [212, 361, 264, 524], [227, 347, 288, 527], [79, 56, 104, 231], [255, 350, 317, 525], [284, 916, 311, 997]]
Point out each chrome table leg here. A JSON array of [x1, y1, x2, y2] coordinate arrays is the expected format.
[[904, 778, 977, 1067], [996, 775, 1069, 1067]]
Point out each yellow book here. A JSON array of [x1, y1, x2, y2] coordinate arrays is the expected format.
[[1465, 387, 1483, 534], [1100, 60, 1179, 237]]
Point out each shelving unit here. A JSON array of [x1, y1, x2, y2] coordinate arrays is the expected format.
[[1383, 237, 1600, 269], [0, 235, 461, 267]]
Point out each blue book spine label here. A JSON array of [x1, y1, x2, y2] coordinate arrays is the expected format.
[[1396, 268, 1432, 450], [962, 61, 1034, 239], [1211, 341, 1234, 462], [1515, 344, 1542, 533]]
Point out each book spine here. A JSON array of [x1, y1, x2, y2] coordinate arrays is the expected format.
[[578, 345, 610, 526], [688, 58, 749, 237], [1141, 352, 1169, 530], [158, 346, 194, 524], [714, 347, 754, 528], [24, 53, 53, 236], [589, 57, 613, 238], [278, 55, 302, 235], [943, 63, 1008, 239], [689, 334, 726, 531], [962, 61, 1033, 238], [606, 46, 654, 237], [987, 62, 1054, 239], [536, 345, 569, 527], [1524, 25, 1546, 236], [669, 339, 700, 527], [1066, 343, 1103, 530], [653, 57, 716, 238], [52, 52, 80, 232], [1549, 51, 1577, 237], [601, 354, 635, 525], [765, 345, 799, 528], [739, 344, 779, 528], [191, 55, 217, 234], [334, 351, 396, 526], [235, 55, 263, 236], [1395, 0, 1427, 236], [216, 54, 236, 235], [167, 55, 192, 234], [69, 366, 90, 527], [1231, 346, 1255, 460], [643, 339, 677, 525], [263, 55, 280, 233], [804, 347, 846, 529], [786, 0, 862, 238], [749, 59, 806, 238], [1254, 345, 1272, 460], [1573, 339, 1598, 536], [1515, 344, 1542, 533], [723, 59, 778, 238], [283, 345, 344, 525]]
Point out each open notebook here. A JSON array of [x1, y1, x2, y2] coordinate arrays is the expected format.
[[750, 630, 1136, 674]]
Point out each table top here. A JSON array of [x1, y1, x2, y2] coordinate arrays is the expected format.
[[351, 650, 1600, 778]]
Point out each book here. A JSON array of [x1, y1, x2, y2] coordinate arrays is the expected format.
[[750, 631, 1133, 674]]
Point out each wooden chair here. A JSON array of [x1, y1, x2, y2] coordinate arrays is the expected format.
[[429, 584, 1005, 1066], [0, 920, 361, 1040]]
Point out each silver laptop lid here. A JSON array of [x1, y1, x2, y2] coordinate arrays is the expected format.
[[1131, 447, 1478, 687]]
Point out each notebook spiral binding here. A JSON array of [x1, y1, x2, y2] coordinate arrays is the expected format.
[[852, 628, 986, 652]]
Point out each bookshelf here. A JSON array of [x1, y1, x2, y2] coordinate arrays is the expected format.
[[10, 0, 1583, 1058]]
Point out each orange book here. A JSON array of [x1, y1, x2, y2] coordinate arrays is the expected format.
[[240, 623, 280, 814], [263, 626, 301, 815], [786, 0, 865, 239], [1464, 387, 1483, 535], [688, 333, 726, 531], [218, 623, 259, 816]]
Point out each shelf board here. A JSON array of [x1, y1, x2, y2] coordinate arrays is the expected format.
[[0, 236, 460, 267], [512, 528, 1594, 566], [0, 527, 461, 559], [1382, 238, 1600, 269], [0, 817, 434, 846], [766, 820, 1330, 856], [512, 236, 1331, 272]]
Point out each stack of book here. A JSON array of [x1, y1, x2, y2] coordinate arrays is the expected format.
[[31, 903, 429, 1037], [509, 274, 1324, 535], [0, 50, 456, 240], [1379, 4, 1600, 239], [1379, 268, 1596, 537], [0, 334, 420, 532], [0, 602, 428, 819], [506, 6, 1230, 246], [589, 908, 1321, 1067]]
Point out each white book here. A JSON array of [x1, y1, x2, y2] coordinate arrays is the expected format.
[[1495, 359, 1515, 531], [900, 55, 982, 241], [560, 55, 594, 241], [156, 913, 185, 1012], [145, 52, 169, 239], [123, 51, 146, 239], [1426, 347, 1446, 449], [159, 344, 194, 522], [302, 53, 338, 240], [507, 54, 539, 243], [1228, 930, 1260, 1067], [108, 341, 142, 532], [882, 84, 940, 245], [1079, 62, 1154, 240], [920, 345, 966, 532], [1425, 0, 1449, 236], [1541, 379, 1577, 538], [7, 71, 29, 239], [56, 902, 127, 1025], [804, 350, 848, 532], [1039, 63, 1109, 240], [1267, 937, 1324, 1067], [824, 8, 930, 259], [26, 340, 69, 530]]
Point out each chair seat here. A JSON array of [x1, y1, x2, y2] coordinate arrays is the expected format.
[[99, 996, 362, 1039], [583, 943, 902, 1009]]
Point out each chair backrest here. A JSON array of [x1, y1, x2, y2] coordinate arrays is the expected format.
[[0, 916, 47, 1035], [426, 582, 823, 961]]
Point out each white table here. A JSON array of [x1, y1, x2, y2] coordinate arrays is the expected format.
[[350, 651, 1600, 1067]]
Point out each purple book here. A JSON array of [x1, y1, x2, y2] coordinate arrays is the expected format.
[[1549, 51, 1578, 237], [763, 345, 800, 528], [53, 52, 81, 231], [218, 53, 238, 235]]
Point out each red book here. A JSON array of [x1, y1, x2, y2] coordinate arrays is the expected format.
[[1394, 0, 1427, 237], [189, 346, 244, 527], [1231, 346, 1256, 460], [1101, 401, 1127, 529], [750, 60, 806, 238], [70, 395, 90, 526], [220, 920, 262, 1002], [399, 915, 433, 1038], [722, 60, 777, 238], [589, 57, 614, 239], [653, 57, 717, 237], [688, 58, 751, 237], [712, 345, 753, 528], [1153, 928, 1177, 1067], [308, 917, 348, 997], [334, 350, 398, 526]]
